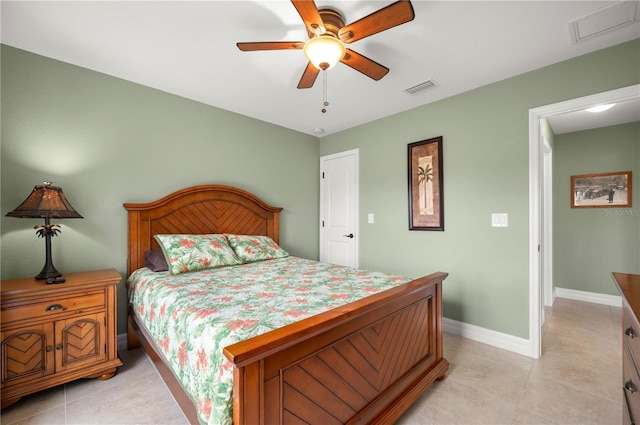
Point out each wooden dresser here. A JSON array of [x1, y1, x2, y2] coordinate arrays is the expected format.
[[613, 272, 640, 425], [0, 269, 123, 408]]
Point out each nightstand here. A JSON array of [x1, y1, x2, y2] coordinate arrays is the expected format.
[[614, 272, 640, 425], [0, 269, 123, 408]]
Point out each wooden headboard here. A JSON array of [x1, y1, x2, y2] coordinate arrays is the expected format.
[[123, 185, 283, 276]]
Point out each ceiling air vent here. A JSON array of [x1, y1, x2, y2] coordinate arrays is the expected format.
[[569, 1, 639, 43], [404, 79, 437, 95]]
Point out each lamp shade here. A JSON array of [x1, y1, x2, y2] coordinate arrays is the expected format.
[[6, 182, 83, 219], [303, 35, 346, 71]]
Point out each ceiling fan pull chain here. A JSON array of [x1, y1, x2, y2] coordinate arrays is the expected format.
[[321, 70, 328, 113]]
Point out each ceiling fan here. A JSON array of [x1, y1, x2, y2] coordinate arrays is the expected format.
[[237, 0, 415, 89]]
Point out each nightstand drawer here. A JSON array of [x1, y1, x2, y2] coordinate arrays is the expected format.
[[1, 290, 105, 324], [616, 273, 640, 425], [623, 298, 640, 367], [624, 344, 640, 423]]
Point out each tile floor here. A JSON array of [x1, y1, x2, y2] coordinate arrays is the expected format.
[[1, 297, 622, 424]]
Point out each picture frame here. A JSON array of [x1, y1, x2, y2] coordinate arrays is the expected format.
[[571, 171, 632, 208], [408, 136, 444, 230]]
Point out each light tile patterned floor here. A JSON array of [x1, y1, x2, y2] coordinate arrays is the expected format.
[[1, 298, 622, 425], [398, 297, 622, 425]]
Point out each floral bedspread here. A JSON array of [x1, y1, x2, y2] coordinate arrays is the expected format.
[[128, 257, 411, 425]]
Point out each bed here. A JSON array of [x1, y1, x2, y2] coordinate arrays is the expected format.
[[124, 184, 448, 425]]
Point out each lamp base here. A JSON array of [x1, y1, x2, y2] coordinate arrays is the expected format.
[[45, 276, 66, 284], [31, 217, 68, 284], [35, 269, 65, 284]]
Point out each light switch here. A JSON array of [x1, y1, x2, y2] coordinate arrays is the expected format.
[[491, 213, 508, 227], [368, 213, 374, 224]]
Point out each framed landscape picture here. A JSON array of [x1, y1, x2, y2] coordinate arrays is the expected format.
[[571, 171, 632, 208], [408, 136, 444, 230]]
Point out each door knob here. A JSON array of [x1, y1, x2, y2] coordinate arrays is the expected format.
[[343, 233, 354, 238]]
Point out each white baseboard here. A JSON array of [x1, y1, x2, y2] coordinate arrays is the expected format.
[[443, 288, 622, 359], [442, 317, 531, 357], [554, 287, 622, 307]]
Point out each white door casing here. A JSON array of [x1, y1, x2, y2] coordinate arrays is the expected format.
[[528, 84, 640, 359], [543, 138, 554, 310], [320, 149, 359, 267]]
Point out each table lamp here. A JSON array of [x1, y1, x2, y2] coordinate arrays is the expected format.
[[6, 182, 83, 283]]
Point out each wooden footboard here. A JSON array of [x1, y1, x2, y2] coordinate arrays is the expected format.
[[224, 272, 448, 425]]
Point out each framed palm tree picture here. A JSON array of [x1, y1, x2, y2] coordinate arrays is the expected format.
[[408, 136, 444, 230]]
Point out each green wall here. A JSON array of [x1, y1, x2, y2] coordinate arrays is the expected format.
[[319, 39, 640, 339], [1, 45, 320, 333], [2, 40, 639, 341], [553, 122, 640, 294]]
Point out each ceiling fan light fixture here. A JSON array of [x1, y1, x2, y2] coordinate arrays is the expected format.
[[304, 35, 345, 71]]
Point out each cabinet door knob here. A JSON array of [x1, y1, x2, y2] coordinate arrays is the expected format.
[[625, 379, 636, 393], [625, 327, 635, 338], [46, 304, 64, 311], [46, 346, 53, 352], [55, 344, 63, 351]]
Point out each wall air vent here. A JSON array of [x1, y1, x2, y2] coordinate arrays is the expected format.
[[569, 1, 639, 43], [404, 79, 437, 95]]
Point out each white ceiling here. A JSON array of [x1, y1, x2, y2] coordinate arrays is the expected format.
[[546, 96, 640, 134], [2, 1, 639, 137]]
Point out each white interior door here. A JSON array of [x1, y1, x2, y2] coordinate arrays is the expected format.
[[320, 149, 359, 267]]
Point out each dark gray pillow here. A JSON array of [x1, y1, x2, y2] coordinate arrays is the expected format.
[[144, 248, 169, 272]]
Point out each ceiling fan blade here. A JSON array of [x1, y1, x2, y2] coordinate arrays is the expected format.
[[339, 0, 415, 43], [237, 41, 305, 51], [297, 62, 320, 89], [340, 49, 389, 81], [291, 0, 325, 36]]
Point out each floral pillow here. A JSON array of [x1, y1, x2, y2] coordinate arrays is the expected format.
[[225, 234, 289, 263], [154, 234, 242, 275]]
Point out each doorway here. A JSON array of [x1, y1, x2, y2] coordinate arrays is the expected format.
[[528, 84, 640, 359]]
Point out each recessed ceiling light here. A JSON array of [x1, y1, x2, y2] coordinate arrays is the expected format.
[[586, 103, 616, 113]]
